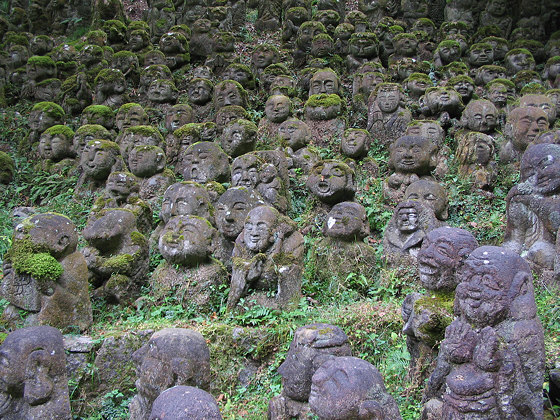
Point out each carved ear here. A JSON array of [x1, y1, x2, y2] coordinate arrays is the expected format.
[[358, 400, 384, 419], [508, 270, 530, 301], [24, 350, 54, 406]]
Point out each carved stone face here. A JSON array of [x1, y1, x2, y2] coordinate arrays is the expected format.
[[39, 132, 72, 161], [26, 60, 55, 82], [325, 202, 369, 240], [199, 123, 217, 142], [265, 95, 291, 123], [221, 120, 257, 157], [397, 205, 419, 233], [463, 100, 498, 133], [0, 326, 68, 418], [306, 160, 355, 204], [395, 36, 418, 57], [81, 141, 119, 180], [132, 329, 210, 413], [377, 86, 400, 113], [455, 246, 529, 327], [105, 171, 138, 201], [129, 146, 165, 178], [214, 81, 245, 109], [391, 135, 435, 174], [519, 94, 557, 124], [150, 386, 221, 420], [309, 357, 386, 420], [222, 66, 253, 89], [252, 46, 277, 70], [505, 51, 535, 74], [160, 182, 212, 224], [406, 121, 444, 146], [509, 107, 549, 151], [341, 129, 370, 159], [476, 66, 506, 86], [424, 87, 463, 115], [278, 119, 311, 150], [128, 31, 148, 51], [216, 187, 262, 240], [405, 180, 448, 220], [520, 143, 560, 195], [148, 80, 177, 103], [452, 80, 474, 103], [188, 79, 212, 105], [165, 104, 193, 132], [487, 0, 506, 15], [487, 83, 509, 108], [182, 142, 229, 183], [468, 44, 494, 67], [278, 324, 351, 402], [83, 209, 135, 251], [437, 43, 461, 64], [29, 110, 58, 134], [309, 71, 339, 96], [297, 22, 326, 51], [243, 206, 277, 252], [349, 34, 378, 58], [116, 105, 148, 132], [417, 227, 477, 291], [231, 154, 262, 188], [159, 216, 213, 265], [406, 76, 431, 99], [159, 32, 184, 54]]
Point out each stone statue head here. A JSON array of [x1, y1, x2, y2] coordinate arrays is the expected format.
[[159, 215, 215, 265], [417, 227, 478, 292], [519, 94, 557, 124], [187, 78, 213, 105], [220, 119, 257, 158], [389, 135, 437, 175], [278, 323, 351, 402], [504, 48, 536, 75], [306, 160, 356, 204], [115, 103, 149, 132], [456, 246, 535, 327], [265, 95, 292, 123], [215, 187, 263, 240], [129, 145, 166, 178], [485, 79, 514, 108], [278, 118, 312, 151], [131, 328, 210, 418], [73, 124, 113, 157], [165, 104, 194, 132], [373, 83, 403, 114], [29, 101, 65, 135], [38, 125, 74, 161], [213, 80, 247, 110], [160, 182, 213, 224], [520, 143, 560, 195], [304, 94, 343, 121], [447, 75, 475, 104], [324, 201, 370, 241], [231, 153, 264, 189], [251, 44, 280, 70], [296, 21, 327, 51], [149, 386, 222, 420], [505, 106, 549, 152], [105, 171, 140, 201], [309, 70, 341, 97], [311, 33, 335, 58], [405, 121, 444, 147], [242, 205, 280, 253], [0, 326, 70, 419], [81, 140, 124, 181], [222, 63, 256, 90], [341, 129, 371, 159], [420, 87, 464, 117], [467, 42, 494, 68], [349, 32, 379, 58], [182, 142, 230, 183], [404, 180, 448, 220], [148, 79, 178, 104], [82, 208, 136, 252], [460, 99, 499, 133], [81, 105, 115, 131], [456, 132, 495, 166], [435, 40, 461, 65], [215, 105, 249, 131], [309, 356, 401, 420]]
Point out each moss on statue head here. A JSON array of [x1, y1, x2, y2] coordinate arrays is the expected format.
[[32, 101, 65, 120]]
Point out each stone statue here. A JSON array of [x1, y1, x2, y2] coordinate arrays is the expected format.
[[75, 139, 126, 195], [268, 323, 352, 419], [419, 86, 464, 129], [227, 205, 304, 310], [367, 83, 412, 147], [181, 141, 230, 184], [306, 160, 356, 205], [36, 125, 77, 174], [221, 119, 258, 157], [404, 179, 448, 221], [129, 328, 211, 420], [152, 215, 227, 307], [384, 135, 438, 204], [150, 386, 222, 420], [128, 145, 175, 204], [0, 326, 71, 420], [309, 356, 402, 420], [304, 94, 346, 148], [213, 79, 248, 111], [258, 95, 292, 144], [73, 124, 113, 158], [1, 213, 92, 331], [402, 227, 477, 388], [423, 246, 545, 420], [456, 132, 498, 190], [82, 208, 149, 303], [382, 200, 439, 263]]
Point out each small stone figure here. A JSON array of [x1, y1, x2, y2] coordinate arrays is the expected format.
[[384, 135, 438, 203], [258, 95, 292, 144], [251, 44, 281, 76], [309, 356, 402, 420], [519, 93, 557, 125], [499, 106, 549, 165], [456, 132, 498, 190], [346, 32, 380, 74], [82, 208, 149, 303], [26, 101, 66, 150], [304, 94, 346, 148], [221, 119, 258, 157], [213, 79, 248, 111], [152, 215, 227, 307], [1, 213, 92, 331], [458, 99, 499, 135], [145, 79, 178, 113], [115, 103, 148, 133], [268, 323, 352, 419], [0, 326, 71, 420], [404, 179, 449, 221], [129, 328, 211, 420], [36, 125, 77, 174], [423, 246, 544, 420], [181, 141, 230, 184], [382, 200, 439, 263], [341, 128, 370, 160], [402, 227, 478, 388], [93, 68, 129, 109], [227, 206, 304, 310], [306, 160, 356, 205], [128, 145, 175, 204], [419, 86, 464, 129], [150, 386, 222, 420], [367, 83, 412, 147], [504, 48, 536, 76]]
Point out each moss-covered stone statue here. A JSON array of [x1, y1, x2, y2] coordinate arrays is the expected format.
[[128, 145, 175, 205], [401, 227, 477, 389], [75, 139, 126, 195], [367, 83, 412, 147], [227, 205, 304, 311], [303, 93, 346, 148], [82, 207, 148, 303], [36, 125, 77, 174], [1, 213, 92, 332]]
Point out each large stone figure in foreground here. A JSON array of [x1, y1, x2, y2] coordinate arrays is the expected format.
[[0, 326, 71, 420], [423, 246, 545, 419]]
